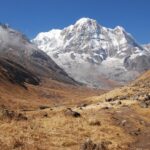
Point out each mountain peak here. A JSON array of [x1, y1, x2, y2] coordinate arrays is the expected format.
[[114, 26, 125, 33], [75, 17, 98, 25], [33, 18, 150, 88]]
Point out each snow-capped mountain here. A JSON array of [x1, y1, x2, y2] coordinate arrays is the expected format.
[[33, 18, 150, 88], [0, 24, 77, 85]]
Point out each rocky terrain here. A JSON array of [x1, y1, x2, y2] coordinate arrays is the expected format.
[[33, 18, 150, 88]]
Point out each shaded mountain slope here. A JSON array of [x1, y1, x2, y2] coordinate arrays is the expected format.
[[0, 57, 40, 88], [0, 24, 78, 85], [0, 57, 104, 110]]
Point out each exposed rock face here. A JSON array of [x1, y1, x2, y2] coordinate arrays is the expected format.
[[33, 18, 150, 89], [0, 24, 78, 85], [124, 55, 150, 72]]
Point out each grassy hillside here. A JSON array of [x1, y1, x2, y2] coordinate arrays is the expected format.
[[0, 70, 150, 149]]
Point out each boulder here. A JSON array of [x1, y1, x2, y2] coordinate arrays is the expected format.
[[64, 108, 81, 118]]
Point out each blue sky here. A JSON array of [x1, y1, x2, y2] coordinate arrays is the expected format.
[[0, 0, 150, 44]]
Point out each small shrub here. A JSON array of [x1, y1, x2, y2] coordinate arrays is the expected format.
[[88, 119, 101, 126]]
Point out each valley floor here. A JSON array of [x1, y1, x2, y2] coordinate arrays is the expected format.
[[0, 72, 150, 150]]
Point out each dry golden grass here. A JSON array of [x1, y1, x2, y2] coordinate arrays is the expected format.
[[0, 70, 150, 149], [0, 77, 106, 110], [0, 106, 134, 150]]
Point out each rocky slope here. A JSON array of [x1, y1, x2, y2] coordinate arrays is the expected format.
[[0, 24, 77, 85], [33, 18, 150, 88]]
